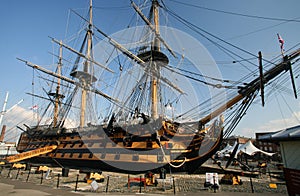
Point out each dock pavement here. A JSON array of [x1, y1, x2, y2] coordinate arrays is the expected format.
[[0, 177, 287, 196]]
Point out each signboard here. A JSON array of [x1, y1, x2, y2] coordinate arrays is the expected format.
[[90, 180, 99, 191], [205, 173, 219, 185], [44, 169, 52, 180]]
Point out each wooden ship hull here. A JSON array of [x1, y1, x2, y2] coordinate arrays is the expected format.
[[16, 119, 223, 174]]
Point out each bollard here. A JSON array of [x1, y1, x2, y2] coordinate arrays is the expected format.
[[173, 176, 176, 195], [6, 167, 11, 178], [74, 174, 79, 192], [139, 175, 142, 193], [26, 169, 31, 182], [128, 174, 130, 189], [213, 175, 216, 193], [250, 176, 254, 193], [16, 168, 20, 179], [57, 174, 60, 188], [106, 176, 110, 193], [40, 171, 44, 184]]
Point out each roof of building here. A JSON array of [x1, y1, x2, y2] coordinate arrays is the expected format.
[[224, 135, 254, 144], [258, 124, 300, 141]]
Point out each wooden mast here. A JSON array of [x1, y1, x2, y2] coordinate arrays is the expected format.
[[151, 0, 160, 119], [80, 0, 93, 127], [53, 42, 63, 127]]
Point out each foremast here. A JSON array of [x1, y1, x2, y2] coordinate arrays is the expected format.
[[52, 43, 63, 127], [19, 0, 115, 128]]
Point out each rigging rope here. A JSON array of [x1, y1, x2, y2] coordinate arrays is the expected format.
[[223, 92, 257, 138], [164, 65, 238, 89], [161, 3, 278, 68], [156, 130, 187, 168], [279, 90, 300, 124], [169, 0, 300, 23]]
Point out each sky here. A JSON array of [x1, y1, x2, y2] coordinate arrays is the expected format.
[[1, 0, 300, 141]]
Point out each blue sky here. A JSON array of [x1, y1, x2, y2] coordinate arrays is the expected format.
[[1, 0, 300, 140]]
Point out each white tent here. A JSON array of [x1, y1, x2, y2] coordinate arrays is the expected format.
[[237, 140, 274, 157], [217, 140, 275, 159], [220, 143, 233, 153], [217, 141, 237, 158]]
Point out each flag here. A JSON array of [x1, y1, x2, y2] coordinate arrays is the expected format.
[[29, 105, 38, 110], [277, 33, 284, 51]]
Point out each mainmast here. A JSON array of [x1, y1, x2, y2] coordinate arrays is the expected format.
[[79, 0, 93, 127], [152, 0, 160, 52], [150, 0, 160, 119], [131, 0, 178, 120]]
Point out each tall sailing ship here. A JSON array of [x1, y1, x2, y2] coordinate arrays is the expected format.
[[7, 0, 300, 174]]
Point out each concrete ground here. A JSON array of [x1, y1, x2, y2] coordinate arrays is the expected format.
[[0, 177, 287, 196]]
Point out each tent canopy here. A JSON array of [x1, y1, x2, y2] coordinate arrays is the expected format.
[[238, 140, 274, 156], [218, 140, 275, 158], [217, 141, 238, 158]]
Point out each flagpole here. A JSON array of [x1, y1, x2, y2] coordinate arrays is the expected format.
[[280, 47, 284, 58]]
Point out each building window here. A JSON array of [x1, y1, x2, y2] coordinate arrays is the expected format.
[[269, 146, 273, 151]]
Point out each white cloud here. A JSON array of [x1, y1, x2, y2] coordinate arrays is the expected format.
[[1, 105, 37, 142], [1, 105, 79, 142], [236, 111, 300, 138], [258, 112, 300, 131]]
